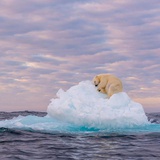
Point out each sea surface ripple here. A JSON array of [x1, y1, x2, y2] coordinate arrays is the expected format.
[[0, 111, 160, 160]]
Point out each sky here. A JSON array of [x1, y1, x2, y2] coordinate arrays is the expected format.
[[0, 0, 160, 112]]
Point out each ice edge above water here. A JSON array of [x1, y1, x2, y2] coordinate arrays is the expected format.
[[1, 80, 160, 133]]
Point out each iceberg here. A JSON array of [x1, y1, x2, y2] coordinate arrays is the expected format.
[[47, 81, 149, 130], [1, 80, 155, 133]]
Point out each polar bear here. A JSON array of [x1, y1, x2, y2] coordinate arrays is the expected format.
[[93, 74, 123, 98]]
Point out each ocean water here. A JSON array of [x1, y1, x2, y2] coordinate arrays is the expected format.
[[0, 81, 160, 159], [0, 111, 160, 160]]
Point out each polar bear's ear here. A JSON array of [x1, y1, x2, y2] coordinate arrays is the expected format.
[[95, 75, 99, 79]]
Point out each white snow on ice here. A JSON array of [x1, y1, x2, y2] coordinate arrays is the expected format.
[[47, 81, 149, 129]]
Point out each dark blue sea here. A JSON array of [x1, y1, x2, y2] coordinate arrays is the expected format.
[[0, 111, 160, 160]]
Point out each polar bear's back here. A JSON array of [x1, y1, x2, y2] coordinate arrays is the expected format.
[[96, 74, 123, 97]]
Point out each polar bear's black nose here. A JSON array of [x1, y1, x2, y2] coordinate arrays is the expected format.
[[95, 84, 98, 87]]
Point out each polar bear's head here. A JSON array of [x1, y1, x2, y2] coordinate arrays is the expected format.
[[93, 75, 100, 87]]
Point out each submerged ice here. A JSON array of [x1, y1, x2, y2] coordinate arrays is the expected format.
[[47, 81, 149, 129]]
